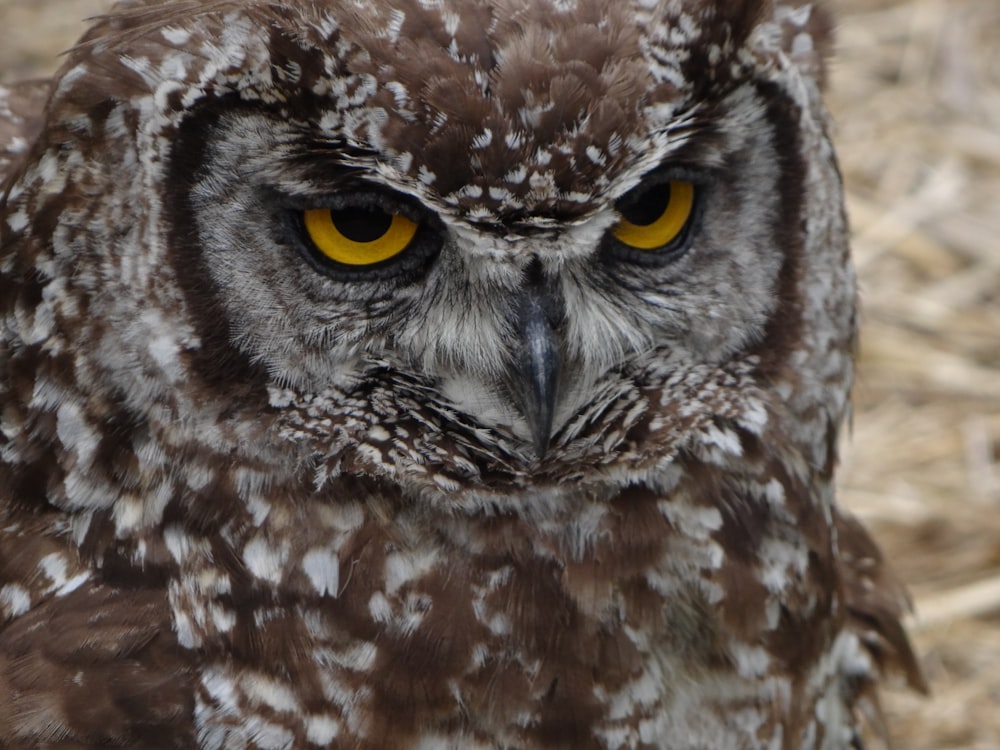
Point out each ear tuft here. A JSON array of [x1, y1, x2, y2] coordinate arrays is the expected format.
[[777, 2, 836, 89]]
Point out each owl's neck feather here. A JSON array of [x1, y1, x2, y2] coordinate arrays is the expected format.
[[0, 333, 902, 747], [152, 396, 847, 747]]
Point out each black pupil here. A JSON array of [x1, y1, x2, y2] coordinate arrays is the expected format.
[[330, 207, 393, 242], [620, 184, 671, 226]]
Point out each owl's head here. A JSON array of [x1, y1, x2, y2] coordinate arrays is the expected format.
[[3, 0, 852, 496]]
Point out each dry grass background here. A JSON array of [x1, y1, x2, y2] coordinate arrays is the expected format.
[[827, 2, 1000, 747], [1, 0, 998, 747]]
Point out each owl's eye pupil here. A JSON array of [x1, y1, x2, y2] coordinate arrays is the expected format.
[[330, 207, 393, 243], [620, 185, 672, 227]]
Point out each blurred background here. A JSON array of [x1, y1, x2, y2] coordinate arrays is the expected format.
[[826, 2, 1000, 747], [1, 0, 998, 747]]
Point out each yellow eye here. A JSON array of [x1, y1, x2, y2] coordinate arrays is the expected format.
[[611, 180, 696, 250], [303, 206, 419, 266]]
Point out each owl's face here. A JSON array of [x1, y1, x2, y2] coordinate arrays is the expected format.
[[94, 0, 814, 468], [185, 92, 785, 454], [2, 0, 851, 503]]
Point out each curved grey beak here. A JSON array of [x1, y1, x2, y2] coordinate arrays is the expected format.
[[512, 260, 562, 458]]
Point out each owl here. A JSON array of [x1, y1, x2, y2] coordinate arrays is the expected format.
[[0, 0, 924, 748]]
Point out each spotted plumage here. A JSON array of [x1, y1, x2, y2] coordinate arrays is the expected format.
[[0, 1, 923, 748]]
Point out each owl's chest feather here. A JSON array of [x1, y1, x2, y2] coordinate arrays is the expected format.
[[162, 454, 844, 750]]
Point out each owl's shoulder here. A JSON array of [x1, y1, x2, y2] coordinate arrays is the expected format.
[[0, 80, 50, 187], [0, 573, 195, 747], [836, 511, 927, 697]]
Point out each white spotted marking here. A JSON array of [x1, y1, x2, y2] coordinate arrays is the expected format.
[[5, 208, 28, 232], [55, 402, 100, 468], [302, 547, 341, 597], [0, 584, 30, 618], [243, 536, 290, 584], [245, 672, 301, 714], [368, 591, 393, 623], [306, 714, 340, 745]]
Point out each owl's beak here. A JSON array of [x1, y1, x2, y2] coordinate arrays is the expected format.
[[514, 260, 562, 458]]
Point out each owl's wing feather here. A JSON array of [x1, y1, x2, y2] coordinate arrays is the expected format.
[[0, 583, 195, 748], [0, 81, 50, 186], [837, 509, 928, 743], [837, 511, 926, 691]]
